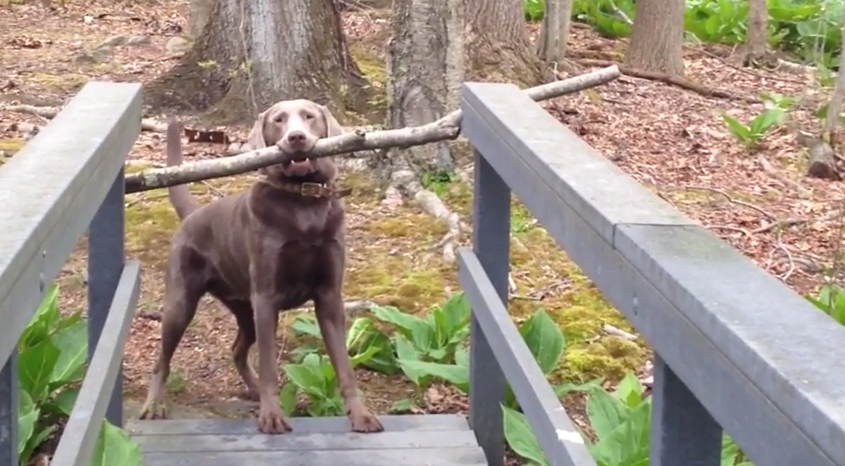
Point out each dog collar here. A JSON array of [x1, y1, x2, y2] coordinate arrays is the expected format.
[[266, 180, 353, 199]]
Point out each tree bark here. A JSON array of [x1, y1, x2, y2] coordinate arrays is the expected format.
[[382, 0, 464, 177], [146, 0, 369, 124], [188, 0, 215, 39], [739, 0, 773, 66], [623, 0, 685, 76], [465, 0, 550, 85], [537, 0, 574, 68]]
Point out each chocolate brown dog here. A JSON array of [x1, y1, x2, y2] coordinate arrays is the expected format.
[[139, 100, 384, 435]]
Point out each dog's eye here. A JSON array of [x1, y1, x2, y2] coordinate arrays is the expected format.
[[304, 113, 315, 120]]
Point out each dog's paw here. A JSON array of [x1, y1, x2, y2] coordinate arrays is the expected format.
[[257, 406, 292, 435], [139, 401, 168, 420], [350, 412, 384, 433]]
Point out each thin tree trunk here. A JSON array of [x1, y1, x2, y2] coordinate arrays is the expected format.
[[465, 0, 550, 85], [623, 0, 685, 76], [537, 0, 573, 67], [147, 0, 369, 124], [740, 0, 772, 66]]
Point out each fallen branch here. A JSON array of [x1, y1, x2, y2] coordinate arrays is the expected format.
[[122, 66, 622, 193], [2, 104, 169, 132]]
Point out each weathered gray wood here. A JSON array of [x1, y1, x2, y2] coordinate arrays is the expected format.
[[127, 414, 471, 435], [88, 168, 128, 427], [0, 81, 142, 363], [51, 261, 142, 466], [141, 447, 487, 466], [460, 81, 845, 466], [467, 149, 509, 466], [134, 429, 478, 452], [0, 81, 141, 466], [458, 249, 596, 466], [650, 356, 721, 466]]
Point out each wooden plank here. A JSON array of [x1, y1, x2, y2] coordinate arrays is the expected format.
[[141, 447, 487, 466], [127, 414, 470, 436], [0, 81, 142, 363], [458, 249, 596, 466], [460, 82, 845, 466], [51, 261, 142, 466], [134, 429, 478, 453]]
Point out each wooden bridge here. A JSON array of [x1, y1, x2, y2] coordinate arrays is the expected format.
[[1, 81, 844, 466]]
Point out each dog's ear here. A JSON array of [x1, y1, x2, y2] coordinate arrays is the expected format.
[[247, 109, 269, 150], [318, 105, 344, 138]]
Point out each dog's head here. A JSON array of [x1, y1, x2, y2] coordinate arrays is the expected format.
[[247, 99, 344, 179]]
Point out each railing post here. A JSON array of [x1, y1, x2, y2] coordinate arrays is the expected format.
[[650, 355, 722, 466], [469, 149, 510, 466], [87, 168, 126, 427], [0, 354, 18, 466]]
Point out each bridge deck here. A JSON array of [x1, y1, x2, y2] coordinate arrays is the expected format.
[[126, 413, 487, 466]]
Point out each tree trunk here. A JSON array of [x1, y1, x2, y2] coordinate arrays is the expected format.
[[188, 0, 215, 39], [381, 0, 464, 178], [537, 0, 574, 68], [147, 0, 369, 124], [465, 0, 550, 85], [739, 0, 773, 66], [623, 0, 685, 76]]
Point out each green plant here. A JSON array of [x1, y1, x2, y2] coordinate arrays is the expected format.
[[721, 108, 784, 148], [806, 283, 845, 326], [280, 350, 377, 417], [17, 283, 141, 466], [504, 372, 752, 466]]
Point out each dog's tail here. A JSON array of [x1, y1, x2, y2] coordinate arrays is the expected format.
[[166, 120, 201, 220]]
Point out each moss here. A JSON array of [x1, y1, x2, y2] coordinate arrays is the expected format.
[[27, 72, 88, 92], [0, 138, 25, 153], [348, 43, 387, 114]]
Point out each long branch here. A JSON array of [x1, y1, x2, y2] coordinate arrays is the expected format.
[[122, 66, 620, 194]]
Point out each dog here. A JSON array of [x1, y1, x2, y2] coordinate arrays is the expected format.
[[138, 100, 384, 435]]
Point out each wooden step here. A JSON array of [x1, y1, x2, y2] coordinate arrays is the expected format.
[[125, 414, 487, 466]]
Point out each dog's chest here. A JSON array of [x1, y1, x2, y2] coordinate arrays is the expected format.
[[290, 206, 332, 244]]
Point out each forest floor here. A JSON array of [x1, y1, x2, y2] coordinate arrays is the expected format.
[[1, 0, 842, 437]]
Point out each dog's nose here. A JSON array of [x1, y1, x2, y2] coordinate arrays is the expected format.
[[287, 131, 307, 144]]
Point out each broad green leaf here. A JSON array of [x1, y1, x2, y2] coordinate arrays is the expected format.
[[278, 383, 299, 416], [614, 373, 645, 408], [454, 346, 469, 368], [586, 386, 630, 441], [519, 308, 565, 375], [89, 420, 143, 466], [291, 315, 322, 338], [749, 108, 784, 136], [50, 320, 88, 388], [398, 360, 469, 393], [18, 339, 61, 404], [346, 317, 375, 349], [590, 400, 651, 466], [19, 284, 61, 349], [371, 305, 434, 350], [721, 113, 751, 142], [283, 362, 327, 397], [23, 424, 55, 466], [553, 379, 604, 398], [502, 405, 549, 466], [350, 344, 381, 369], [440, 293, 471, 333], [289, 342, 320, 363], [358, 330, 399, 375], [393, 334, 421, 362], [46, 386, 80, 417], [17, 389, 38, 457]]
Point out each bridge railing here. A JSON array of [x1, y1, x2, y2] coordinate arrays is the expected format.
[[459, 82, 845, 466], [0, 82, 143, 466]]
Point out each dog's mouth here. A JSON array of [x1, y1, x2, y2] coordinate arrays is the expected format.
[[282, 156, 312, 170]]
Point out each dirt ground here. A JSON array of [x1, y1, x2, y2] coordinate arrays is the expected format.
[[1, 0, 842, 430]]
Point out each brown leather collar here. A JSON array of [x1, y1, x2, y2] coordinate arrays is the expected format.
[[263, 179, 352, 199]]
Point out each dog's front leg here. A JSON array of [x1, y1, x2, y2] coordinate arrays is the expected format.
[[315, 290, 384, 433], [251, 292, 292, 434]]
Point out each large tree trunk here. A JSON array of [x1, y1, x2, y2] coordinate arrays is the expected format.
[[623, 0, 685, 76], [465, 0, 550, 85], [739, 0, 773, 66], [536, 0, 574, 67], [147, 0, 369, 124]]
